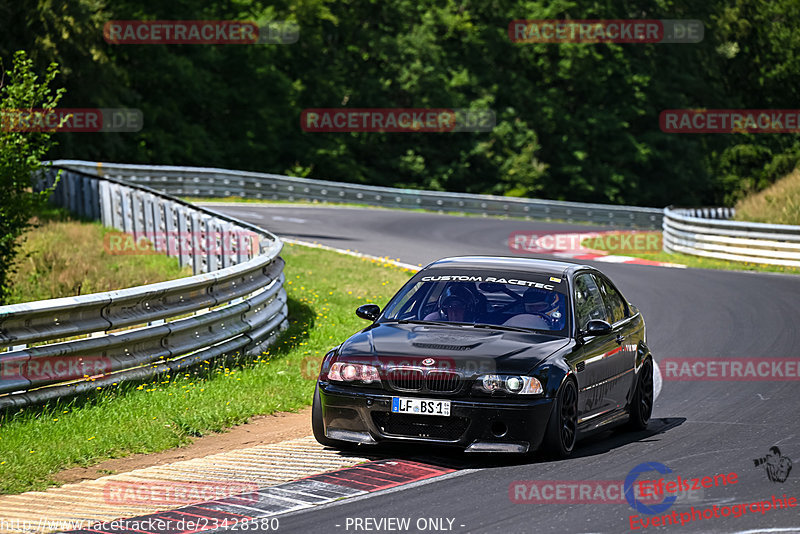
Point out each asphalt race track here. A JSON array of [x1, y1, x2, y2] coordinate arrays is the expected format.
[[205, 204, 800, 534]]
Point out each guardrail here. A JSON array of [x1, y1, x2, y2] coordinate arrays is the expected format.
[[663, 207, 800, 267], [0, 166, 289, 409], [53, 160, 664, 229]]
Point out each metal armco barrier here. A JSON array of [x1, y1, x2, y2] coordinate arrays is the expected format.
[[60, 160, 800, 266], [53, 160, 664, 229], [663, 206, 800, 267], [0, 166, 288, 409]]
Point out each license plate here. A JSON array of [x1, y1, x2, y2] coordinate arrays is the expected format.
[[391, 397, 451, 416]]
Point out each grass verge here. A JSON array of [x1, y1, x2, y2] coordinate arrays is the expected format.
[[734, 168, 800, 225], [0, 244, 415, 494], [8, 209, 191, 304]]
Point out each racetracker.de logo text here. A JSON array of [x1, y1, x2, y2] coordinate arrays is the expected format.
[[508, 20, 703, 44], [660, 110, 800, 133], [103, 481, 260, 505], [509, 479, 703, 505], [103, 20, 299, 44], [509, 231, 661, 255], [103, 231, 260, 256], [0, 108, 142, 132], [1, 356, 111, 382], [661, 358, 800, 381], [300, 109, 495, 133]]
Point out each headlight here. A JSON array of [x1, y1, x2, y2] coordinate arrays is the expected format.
[[475, 374, 542, 395], [328, 362, 381, 385], [506, 376, 523, 392]]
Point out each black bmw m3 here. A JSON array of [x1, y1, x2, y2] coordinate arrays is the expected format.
[[312, 256, 654, 458]]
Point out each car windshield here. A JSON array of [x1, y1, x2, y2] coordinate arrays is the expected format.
[[380, 273, 569, 336]]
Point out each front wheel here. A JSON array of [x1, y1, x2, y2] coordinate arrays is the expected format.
[[312, 383, 358, 450], [627, 357, 653, 430], [542, 379, 578, 458]]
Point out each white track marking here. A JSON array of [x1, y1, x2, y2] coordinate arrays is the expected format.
[[226, 210, 264, 219], [272, 215, 307, 223], [284, 238, 421, 271]]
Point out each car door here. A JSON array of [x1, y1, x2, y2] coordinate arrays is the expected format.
[[572, 272, 619, 423], [593, 273, 637, 411]]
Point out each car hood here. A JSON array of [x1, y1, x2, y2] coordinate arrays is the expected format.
[[336, 323, 570, 376]]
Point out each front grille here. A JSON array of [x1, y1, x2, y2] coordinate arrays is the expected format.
[[426, 371, 461, 393], [387, 368, 425, 390], [371, 412, 469, 441], [385, 367, 463, 393]]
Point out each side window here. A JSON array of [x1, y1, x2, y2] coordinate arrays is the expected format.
[[390, 282, 424, 319], [573, 274, 608, 330], [596, 275, 628, 325]]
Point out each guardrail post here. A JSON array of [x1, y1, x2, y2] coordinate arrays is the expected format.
[[191, 212, 204, 274], [98, 180, 113, 227], [109, 184, 123, 230], [177, 208, 190, 269], [161, 201, 175, 256], [132, 191, 145, 242], [121, 189, 133, 233], [142, 193, 156, 246]]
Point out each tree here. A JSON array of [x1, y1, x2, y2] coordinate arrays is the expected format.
[[0, 50, 65, 304]]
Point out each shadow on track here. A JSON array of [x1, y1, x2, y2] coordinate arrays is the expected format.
[[315, 417, 686, 470]]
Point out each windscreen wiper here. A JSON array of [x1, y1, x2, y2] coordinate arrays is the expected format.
[[382, 319, 454, 327], [383, 319, 544, 334], [469, 323, 539, 333]]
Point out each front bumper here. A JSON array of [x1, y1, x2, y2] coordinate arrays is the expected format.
[[318, 382, 555, 453]]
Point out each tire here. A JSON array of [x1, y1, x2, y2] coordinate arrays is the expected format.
[[627, 357, 653, 430], [542, 379, 578, 458], [312, 383, 357, 450]]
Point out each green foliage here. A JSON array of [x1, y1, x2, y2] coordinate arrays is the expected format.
[[7, 211, 191, 304], [0, 50, 64, 304], [707, 0, 800, 204], [734, 167, 800, 225], [1, 0, 799, 210]]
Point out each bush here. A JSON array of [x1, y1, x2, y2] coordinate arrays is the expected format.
[[0, 50, 65, 304]]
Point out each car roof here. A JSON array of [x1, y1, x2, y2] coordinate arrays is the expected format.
[[421, 256, 591, 277]]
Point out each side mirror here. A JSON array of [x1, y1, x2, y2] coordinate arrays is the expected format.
[[356, 304, 380, 322], [582, 319, 612, 337]]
